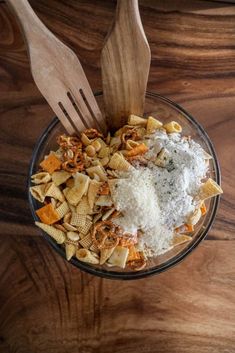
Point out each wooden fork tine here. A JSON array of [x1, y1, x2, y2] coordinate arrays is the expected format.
[[48, 100, 77, 135], [59, 97, 88, 135], [80, 88, 107, 133]]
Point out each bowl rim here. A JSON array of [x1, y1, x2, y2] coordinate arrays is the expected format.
[[28, 91, 221, 280]]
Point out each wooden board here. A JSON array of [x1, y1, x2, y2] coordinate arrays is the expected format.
[[0, 0, 235, 352]]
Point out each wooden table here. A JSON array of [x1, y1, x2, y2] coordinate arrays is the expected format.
[[0, 1, 235, 352]]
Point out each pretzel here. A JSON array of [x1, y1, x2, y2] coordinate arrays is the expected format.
[[92, 221, 121, 249], [83, 128, 103, 139], [73, 151, 84, 169], [62, 160, 78, 173], [121, 128, 139, 144]]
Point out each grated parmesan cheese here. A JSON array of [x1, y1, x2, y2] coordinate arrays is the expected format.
[[112, 131, 208, 256]]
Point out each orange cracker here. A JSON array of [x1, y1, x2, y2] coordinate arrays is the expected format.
[[36, 203, 60, 225], [40, 154, 62, 174], [200, 202, 207, 216], [127, 245, 141, 262], [126, 143, 148, 157]]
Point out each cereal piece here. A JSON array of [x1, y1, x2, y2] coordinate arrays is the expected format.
[[88, 180, 102, 209], [55, 200, 70, 219], [135, 127, 146, 139], [110, 136, 122, 148], [128, 114, 147, 126], [70, 213, 86, 227], [108, 246, 129, 268], [35, 221, 65, 244], [85, 145, 96, 157], [95, 195, 113, 207], [66, 178, 75, 188], [76, 196, 91, 215], [86, 165, 108, 182], [50, 197, 57, 208], [100, 246, 116, 265], [30, 184, 47, 203], [63, 212, 72, 223], [126, 139, 140, 151], [36, 203, 60, 225], [65, 173, 90, 206], [154, 148, 169, 167], [68, 205, 76, 215], [79, 233, 93, 249], [100, 157, 110, 167], [54, 224, 67, 232], [146, 116, 163, 134], [126, 143, 148, 157], [67, 231, 80, 241], [52, 170, 71, 186], [40, 154, 62, 174], [107, 179, 118, 197], [172, 234, 191, 246], [91, 140, 102, 152], [65, 243, 76, 260], [31, 172, 51, 184], [99, 182, 110, 195], [163, 121, 182, 133], [63, 222, 77, 231], [187, 208, 202, 226], [199, 178, 223, 200], [98, 146, 110, 158], [81, 133, 92, 146], [63, 187, 70, 199], [91, 159, 101, 167], [77, 218, 93, 235], [108, 153, 131, 171], [89, 243, 100, 254], [45, 182, 65, 202], [76, 249, 99, 264], [93, 213, 103, 223]]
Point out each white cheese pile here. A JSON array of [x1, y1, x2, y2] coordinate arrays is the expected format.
[[112, 168, 160, 234], [112, 130, 208, 256]]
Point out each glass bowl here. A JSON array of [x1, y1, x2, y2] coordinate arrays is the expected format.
[[28, 92, 221, 280]]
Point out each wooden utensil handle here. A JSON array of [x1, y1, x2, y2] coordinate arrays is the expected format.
[[116, 0, 147, 41], [6, 0, 51, 45], [117, 0, 139, 19]]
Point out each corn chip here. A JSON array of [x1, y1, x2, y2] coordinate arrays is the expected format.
[[35, 221, 65, 244]]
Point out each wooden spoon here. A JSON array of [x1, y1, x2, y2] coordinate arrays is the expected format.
[[101, 0, 151, 131], [6, 0, 107, 135]]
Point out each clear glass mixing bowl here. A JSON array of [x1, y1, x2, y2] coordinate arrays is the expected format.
[[28, 92, 221, 279]]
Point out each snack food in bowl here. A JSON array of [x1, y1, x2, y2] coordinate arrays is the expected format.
[[30, 92, 222, 278], [29, 111, 222, 273]]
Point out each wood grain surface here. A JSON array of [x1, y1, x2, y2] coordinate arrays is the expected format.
[[0, 1, 235, 352]]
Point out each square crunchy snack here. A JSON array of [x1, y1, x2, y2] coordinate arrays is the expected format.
[[36, 203, 60, 225], [40, 154, 62, 174]]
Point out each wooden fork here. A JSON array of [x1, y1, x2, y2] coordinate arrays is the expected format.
[[6, 0, 107, 135], [101, 0, 151, 131]]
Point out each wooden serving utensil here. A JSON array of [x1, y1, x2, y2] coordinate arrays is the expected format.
[[6, 0, 107, 135], [101, 0, 151, 131]]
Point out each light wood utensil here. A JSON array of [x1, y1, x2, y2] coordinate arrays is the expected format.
[[6, 0, 107, 135], [101, 0, 151, 131]]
